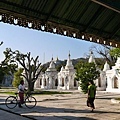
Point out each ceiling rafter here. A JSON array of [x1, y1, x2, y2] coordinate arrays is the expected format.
[[76, 1, 91, 24], [45, 0, 59, 22], [110, 24, 120, 39], [91, 0, 120, 13], [0, 0, 47, 19], [83, 6, 104, 32]]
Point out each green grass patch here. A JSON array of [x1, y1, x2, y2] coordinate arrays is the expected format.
[[0, 92, 16, 95], [0, 88, 72, 95], [115, 98, 120, 101], [33, 90, 72, 95], [0, 88, 17, 95]]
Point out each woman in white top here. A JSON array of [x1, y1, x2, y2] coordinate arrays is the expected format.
[[18, 80, 26, 107]]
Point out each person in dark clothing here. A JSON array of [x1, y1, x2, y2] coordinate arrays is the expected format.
[[87, 80, 96, 112]]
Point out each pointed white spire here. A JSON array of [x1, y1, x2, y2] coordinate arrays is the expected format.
[[60, 66, 64, 71], [65, 52, 74, 69], [103, 61, 110, 71], [88, 51, 96, 63], [49, 57, 55, 69]]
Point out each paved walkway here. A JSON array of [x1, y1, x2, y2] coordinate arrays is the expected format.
[[0, 90, 120, 120]]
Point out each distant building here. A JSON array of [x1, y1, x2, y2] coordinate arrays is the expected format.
[[88, 52, 110, 91], [106, 57, 120, 92], [87, 52, 120, 93], [2, 72, 13, 87], [34, 53, 78, 90], [8, 51, 120, 93]]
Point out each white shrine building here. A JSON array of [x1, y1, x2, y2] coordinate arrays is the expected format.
[[34, 53, 78, 90], [88, 52, 120, 93], [31, 52, 120, 93], [2, 50, 120, 93], [106, 57, 120, 92], [88, 52, 110, 91]]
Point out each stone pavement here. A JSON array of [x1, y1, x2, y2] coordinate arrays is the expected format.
[[0, 90, 120, 120]]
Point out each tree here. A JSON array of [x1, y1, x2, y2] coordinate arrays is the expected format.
[[0, 42, 18, 85], [89, 44, 115, 63], [0, 41, 6, 84], [75, 61, 100, 94], [3, 48, 44, 92], [12, 68, 24, 87], [0, 41, 3, 46], [110, 48, 120, 60], [0, 67, 5, 84]]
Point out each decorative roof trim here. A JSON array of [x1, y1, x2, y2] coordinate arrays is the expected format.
[[0, 12, 119, 48]]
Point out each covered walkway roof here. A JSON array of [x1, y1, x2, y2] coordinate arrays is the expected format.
[[0, 0, 120, 47]]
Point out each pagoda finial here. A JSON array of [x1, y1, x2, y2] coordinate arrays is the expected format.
[[69, 50, 70, 57], [51, 54, 53, 61], [90, 50, 93, 54]]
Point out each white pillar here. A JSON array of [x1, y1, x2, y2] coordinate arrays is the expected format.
[[46, 77, 49, 89], [34, 79, 40, 88], [106, 76, 112, 91], [118, 78, 120, 90], [41, 77, 45, 88], [49, 77, 53, 89]]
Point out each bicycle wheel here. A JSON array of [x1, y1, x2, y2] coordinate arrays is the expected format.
[[25, 96, 37, 108], [5, 96, 17, 109]]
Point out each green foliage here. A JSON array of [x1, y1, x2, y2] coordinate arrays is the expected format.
[[0, 48, 18, 84], [1, 48, 18, 75], [0, 67, 5, 84], [12, 68, 24, 88], [41, 66, 47, 73], [0, 65, 17, 84], [56, 64, 63, 71], [3, 48, 43, 92], [75, 61, 100, 94], [110, 48, 120, 59]]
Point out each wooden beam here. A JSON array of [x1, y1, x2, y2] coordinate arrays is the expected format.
[[91, 0, 120, 13]]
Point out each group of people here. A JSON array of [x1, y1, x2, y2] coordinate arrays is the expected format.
[[18, 80, 96, 112]]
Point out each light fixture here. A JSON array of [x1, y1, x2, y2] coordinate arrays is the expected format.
[[14, 19, 18, 24], [41, 25, 45, 30], [28, 22, 32, 27], [0, 15, 2, 20], [64, 31, 67, 35], [103, 41, 106, 44], [90, 37, 92, 41], [53, 28, 56, 33], [110, 42, 112, 46], [97, 39, 99, 43], [82, 35, 84, 39], [73, 33, 76, 37]]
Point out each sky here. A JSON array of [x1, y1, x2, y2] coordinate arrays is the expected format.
[[0, 22, 99, 64]]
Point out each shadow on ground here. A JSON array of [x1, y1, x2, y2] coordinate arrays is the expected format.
[[0, 103, 120, 120]]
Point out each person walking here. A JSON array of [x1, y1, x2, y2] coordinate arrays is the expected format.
[[18, 80, 26, 108], [87, 80, 96, 112]]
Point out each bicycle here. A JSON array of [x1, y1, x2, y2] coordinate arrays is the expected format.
[[5, 92, 37, 109]]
